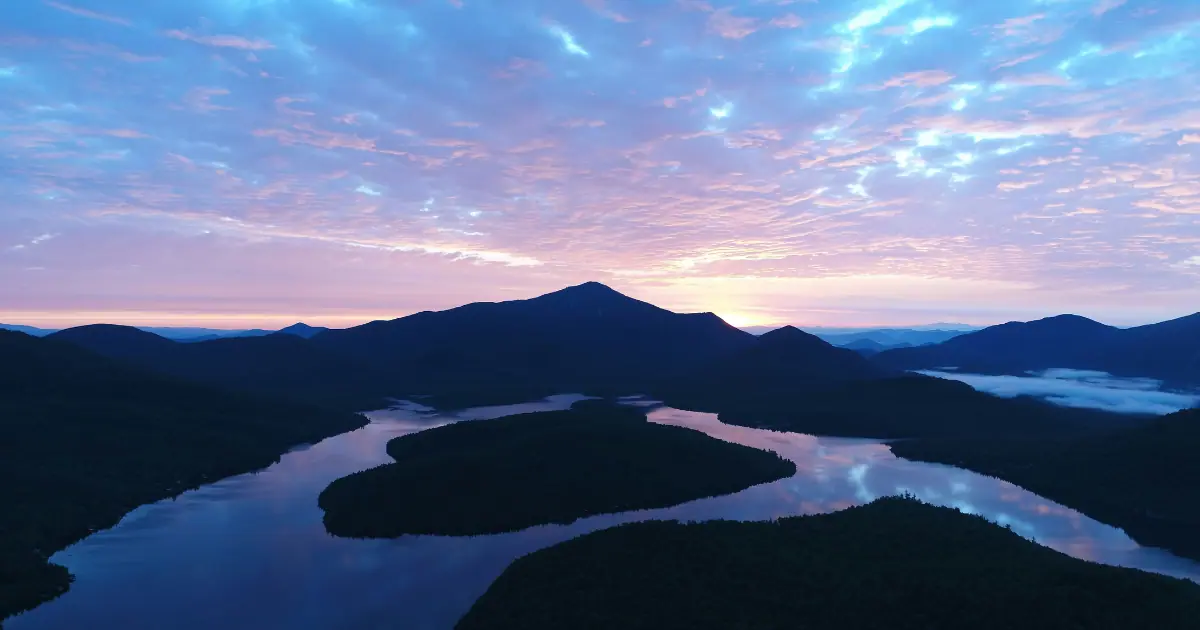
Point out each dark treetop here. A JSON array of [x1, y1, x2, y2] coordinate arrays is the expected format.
[[48, 324, 397, 411], [458, 496, 1200, 630], [318, 400, 795, 537], [0, 330, 366, 624]]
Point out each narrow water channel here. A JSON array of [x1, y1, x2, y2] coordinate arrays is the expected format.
[[11, 395, 1199, 630]]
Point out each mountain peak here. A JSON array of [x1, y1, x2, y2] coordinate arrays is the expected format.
[[528, 281, 655, 311], [562, 281, 622, 295], [1038, 314, 1106, 326], [759, 325, 826, 345], [278, 322, 329, 339], [51, 324, 173, 343]]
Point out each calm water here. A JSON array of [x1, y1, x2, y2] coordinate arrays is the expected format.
[[11, 395, 1200, 630]]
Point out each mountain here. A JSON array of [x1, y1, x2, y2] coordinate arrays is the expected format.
[[817, 329, 965, 348], [742, 326, 974, 348], [841, 338, 905, 355], [277, 322, 329, 339], [874, 313, 1200, 387], [311, 282, 756, 405], [48, 326, 395, 411], [0, 330, 365, 621], [48, 324, 179, 361], [1111, 313, 1200, 386], [137, 327, 268, 341], [658, 325, 889, 413], [714, 373, 1134, 439], [0, 323, 57, 337]]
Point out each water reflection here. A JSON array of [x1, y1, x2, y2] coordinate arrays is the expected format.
[[10, 396, 1200, 630]]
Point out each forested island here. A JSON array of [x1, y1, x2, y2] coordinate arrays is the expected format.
[[891, 407, 1200, 562], [458, 497, 1200, 630], [318, 401, 795, 537], [0, 331, 366, 624]]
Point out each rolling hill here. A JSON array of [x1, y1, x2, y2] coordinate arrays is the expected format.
[[873, 313, 1200, 387], [0, 330, 365, 622], [48, 326, 395, 411]]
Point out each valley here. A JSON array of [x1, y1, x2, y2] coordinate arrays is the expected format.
[[3, 283, 1198, 629]]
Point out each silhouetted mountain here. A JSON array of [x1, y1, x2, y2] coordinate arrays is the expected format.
[[658, 325, 889, 413], [842, 338, 909, 355], [874, 313, 1200, 386], [0, 330, 364, 621], [819, 329, 963, 348], [138, 327, 270, 341], [713, 374, 1134, 440], [49, 324, 178, 361], [893, 406, 1200, 560], [741, 325, 977, 345], [277, 322, 329, 339], [312, 282, 756, 405], [0, 323, 56, 337], [1112, 313, 1200, 386], [49, 325, 394, 411]]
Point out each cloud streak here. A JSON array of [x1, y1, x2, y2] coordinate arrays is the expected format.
[[0, 0, 1197, 327]]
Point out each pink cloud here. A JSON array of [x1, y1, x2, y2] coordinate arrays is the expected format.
[[275, 96, 315, 116], [584, 0, 632, 23], [1092, 0, 1127, 16], [770, 14, 805, 29], [992, 52, 1043, 70], [561, 119, 606, 128], [182, 87, 233, 113], [59, 40, 162, 63], [707, 8, 759, 40], [1001, 73, 1071, 87], [866, 70, 955, 91], [44, 1, 130, 26], [164, 30, 275, 51]]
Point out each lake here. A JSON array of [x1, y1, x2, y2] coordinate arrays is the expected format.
[[10, 395, 1200, 630]]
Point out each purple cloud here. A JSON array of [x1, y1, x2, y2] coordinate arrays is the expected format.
[[0, 0, 1197, 328]]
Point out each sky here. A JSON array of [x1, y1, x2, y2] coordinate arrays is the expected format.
[[1, 0, 1198, 330]]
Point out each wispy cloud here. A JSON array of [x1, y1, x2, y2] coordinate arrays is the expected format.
[[44, 1, 130, 26], [1, 0, 1198, 327], [164, 29, 274, 50]]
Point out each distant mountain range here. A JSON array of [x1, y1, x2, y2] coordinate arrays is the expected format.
[[741, 325, 978, 354], [47, 325, 392, 411], [6, 280, 1195, 615], [0, 322, 328, 341], [873, 313, 1200, 388], [27, 284, 1200, 411]]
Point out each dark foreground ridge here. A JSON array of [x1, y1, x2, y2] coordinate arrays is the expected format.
[[458, 497, 1200, 630], [707, 374, 1138, 439], [891, 407, 1200, 562], [318, 401, 795, 537], [0, 331, 367, 625]]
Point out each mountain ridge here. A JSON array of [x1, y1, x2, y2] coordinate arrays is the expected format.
[[874, 312, 1200, 386]]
